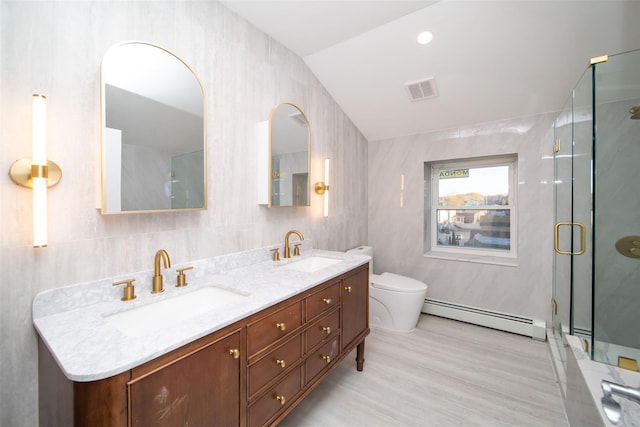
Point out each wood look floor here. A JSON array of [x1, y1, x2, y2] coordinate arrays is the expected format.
[[278, 315, 568, 427]]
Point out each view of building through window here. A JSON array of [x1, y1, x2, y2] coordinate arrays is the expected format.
[[427, 157, 516, 256]]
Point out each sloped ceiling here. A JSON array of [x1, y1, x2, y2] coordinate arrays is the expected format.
[[222, 0, 640, 141]]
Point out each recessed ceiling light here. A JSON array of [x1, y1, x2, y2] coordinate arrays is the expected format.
[[417, 31, 433, 45]]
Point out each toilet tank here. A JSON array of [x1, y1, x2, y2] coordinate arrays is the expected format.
[[347, 246, 373, 273]]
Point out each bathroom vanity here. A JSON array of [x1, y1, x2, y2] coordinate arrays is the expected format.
[[34, 249, 369, 426]]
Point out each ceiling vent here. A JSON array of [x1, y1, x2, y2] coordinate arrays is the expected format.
[[404, 77, 438, 101]]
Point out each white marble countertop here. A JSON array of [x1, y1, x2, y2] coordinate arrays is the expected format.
[[33, 247, 370, 382]]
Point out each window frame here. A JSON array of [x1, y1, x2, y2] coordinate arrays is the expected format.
[[425, 155, 518, 261]]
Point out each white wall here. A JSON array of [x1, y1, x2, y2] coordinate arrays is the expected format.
[[0, 1, 368, 424], [368, 113, 555, 322]]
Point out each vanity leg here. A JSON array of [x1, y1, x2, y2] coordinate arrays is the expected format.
[[356, 340, 365, 371]]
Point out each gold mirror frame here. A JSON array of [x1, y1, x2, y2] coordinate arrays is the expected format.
[[100, 41, 207, 214], [268, 102, 311, 207]]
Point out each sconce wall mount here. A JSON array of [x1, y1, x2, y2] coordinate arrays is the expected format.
[[9, 158, 62, 189]]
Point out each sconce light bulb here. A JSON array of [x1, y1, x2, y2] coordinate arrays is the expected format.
[[32, 94, 48, 247], [323, 159, 330, 217]]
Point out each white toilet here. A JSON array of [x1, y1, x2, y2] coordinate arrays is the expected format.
[[347, 246, 428, 332]]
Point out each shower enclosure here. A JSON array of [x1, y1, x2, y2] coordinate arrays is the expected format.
[[552, 48, 640, 370]]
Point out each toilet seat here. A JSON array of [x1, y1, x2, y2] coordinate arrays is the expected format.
[[371, 272, 427, 293]]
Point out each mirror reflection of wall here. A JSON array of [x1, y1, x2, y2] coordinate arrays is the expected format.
[[100, 41, 206, 214], [269, 103, 310, 207]]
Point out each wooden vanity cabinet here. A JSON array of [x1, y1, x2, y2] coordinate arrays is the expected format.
[[38, 263, 369, 427], [128, 329, 243, 426]]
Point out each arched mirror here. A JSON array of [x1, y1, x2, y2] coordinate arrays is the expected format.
[[269, 103, 310, 207], [100, 41, 206, 214]]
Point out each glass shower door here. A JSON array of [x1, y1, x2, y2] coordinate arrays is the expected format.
[[592, 49, 640, 366]]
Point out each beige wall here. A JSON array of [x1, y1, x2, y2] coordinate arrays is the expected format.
[[0, 2, 368, 424]]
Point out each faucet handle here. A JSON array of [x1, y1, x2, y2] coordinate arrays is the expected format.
[[176, 266, 193, 288], [270, 248, 280, 262], [113, 279, 136, 301], [293, 244, 302, 256]]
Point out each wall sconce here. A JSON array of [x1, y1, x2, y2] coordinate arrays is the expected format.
[[8, 94, 61, 247], [314, 158, 330, 217]]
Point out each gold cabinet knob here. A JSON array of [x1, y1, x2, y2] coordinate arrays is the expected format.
[[276, 359, 286, 368], [323, 298, 332, 304], [275, 322, 286, 331], [344, 286, 352, 293], [229, 349, 240, 359], [322, 326, 331, 334], [275, 394, 286, 406], [112, 279, 136, 301], [321, 355, 331, 364]]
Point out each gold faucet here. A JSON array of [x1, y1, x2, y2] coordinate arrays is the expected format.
[[284, 230, 304, 259], [152, 249, 171, 294]]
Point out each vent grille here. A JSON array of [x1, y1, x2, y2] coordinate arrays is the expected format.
[[405, 77, 438, 101]]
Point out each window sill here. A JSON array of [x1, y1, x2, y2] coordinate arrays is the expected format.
[[424, 251, 518, 267]]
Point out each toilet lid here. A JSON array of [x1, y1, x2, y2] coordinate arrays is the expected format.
[[371, 272, 427, 292]]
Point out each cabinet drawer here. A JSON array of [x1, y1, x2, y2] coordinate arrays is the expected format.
[[305, 336, 340, 384], [248, 367, 302, 427], [305, 281, 341, 321], [248, 301, 302, 356], [249, 334, 302, 398], [306, 309, 340, 351]]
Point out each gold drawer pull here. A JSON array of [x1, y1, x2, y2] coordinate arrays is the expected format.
[[275, 394, 286, 405], [321, 355, 331, 364], [322, 326, 331, 334], [323, 298, 332, 304], [344, 286, 352, 293], [229, 349, 240, 359], [276, 359, 286, 368], [275, 322, 286, 331]]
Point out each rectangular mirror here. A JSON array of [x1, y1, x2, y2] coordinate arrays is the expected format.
[[100, 41, 207, 214]]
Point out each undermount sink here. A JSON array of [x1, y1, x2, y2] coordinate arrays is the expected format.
[[105, 286, 248, 337], [281, 256, 342, 273]]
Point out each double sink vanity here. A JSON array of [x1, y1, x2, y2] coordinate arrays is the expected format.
[[34, 242, 370, 426]]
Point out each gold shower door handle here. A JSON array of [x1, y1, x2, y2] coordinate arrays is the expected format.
[[554, 222, 586, 255]]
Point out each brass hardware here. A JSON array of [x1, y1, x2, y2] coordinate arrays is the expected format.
[[321, 355, 331, 364], [270, 248, 280, 261], [344, 286, 352, 293], [590, 54, 609, 65], [322, 326, 331, 334], [275, 322, 286, 331], [323, 298, 332, 305], [152, 249, 171, 294], [113, 279, 136, 301], [283, 230, 304, 259], [582, 338, 590, 353], [618, 356, 638, 371], [293, 243, 301, 257], [275, 394, 286, 405], [276, 359, 286, 368], [176, 266, 193, 287], [9, 158, 62, 188], [314, 181, 329, 195], [614, 236, 640, 259], [551, 298, 558, 316], [229, 348, 240, 359], [553, 139, 560, 154], [554, 222, 586, 255]]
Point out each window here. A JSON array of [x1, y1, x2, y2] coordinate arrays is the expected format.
[[425, 155, 517, 260]]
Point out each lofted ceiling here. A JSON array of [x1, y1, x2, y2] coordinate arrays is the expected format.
[[221, 0, 640, 142]]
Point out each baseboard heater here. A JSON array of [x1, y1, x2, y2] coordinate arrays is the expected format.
[[422, 298, 546, 341]]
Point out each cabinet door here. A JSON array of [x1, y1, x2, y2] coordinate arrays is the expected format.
[[129, 331, 241, 426], [341, 267, 369, 350]]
